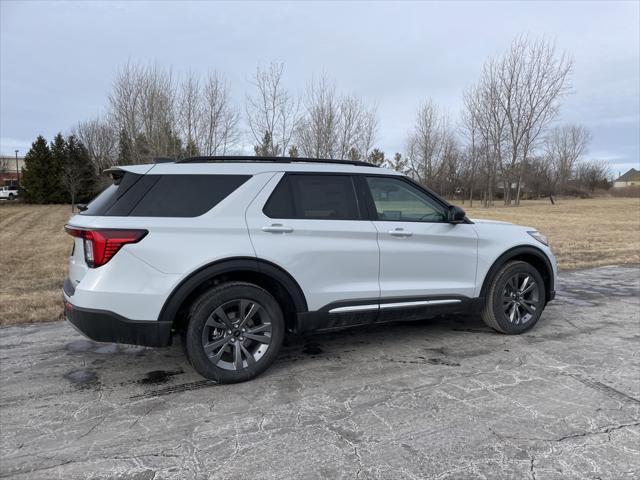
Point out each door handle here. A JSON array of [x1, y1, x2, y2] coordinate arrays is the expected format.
[[388, 228, 412, 237], [262, 224, 294, 234]]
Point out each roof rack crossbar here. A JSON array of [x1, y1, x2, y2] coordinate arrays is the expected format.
[[175, 156, 379, 168]]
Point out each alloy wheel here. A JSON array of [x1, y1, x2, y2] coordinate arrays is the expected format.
[[201, 299, 272, 371], [501, 273, 540, 325]]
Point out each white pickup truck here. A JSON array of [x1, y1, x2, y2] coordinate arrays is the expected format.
[[0, 185, 19, 200]]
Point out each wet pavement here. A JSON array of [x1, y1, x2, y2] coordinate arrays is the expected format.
[[1, 265, 639, 479]]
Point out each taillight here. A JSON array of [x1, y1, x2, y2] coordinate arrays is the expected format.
[[64, 225, 148, 268]]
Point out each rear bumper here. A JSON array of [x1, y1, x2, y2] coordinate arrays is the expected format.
[[63, 281, 172, 347]]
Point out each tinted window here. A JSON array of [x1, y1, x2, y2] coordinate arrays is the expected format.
[[264, 174, 360, 220], [130, 175, 250, 217], [366, 176, 446, 222], [82, 171, 147, 216], [83, 173, 250, 217]]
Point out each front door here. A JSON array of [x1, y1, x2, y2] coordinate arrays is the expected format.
[[363, 175, 478, 320]]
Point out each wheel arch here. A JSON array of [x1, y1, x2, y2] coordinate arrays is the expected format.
[[479, 246, 554, 303], [158, 257, 308, 335]]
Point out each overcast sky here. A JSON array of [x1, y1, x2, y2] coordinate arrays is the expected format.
[[1, 0, 639, 174]]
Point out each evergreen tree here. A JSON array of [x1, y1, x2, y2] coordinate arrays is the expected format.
[[21, 136, 52, 203], [348, 148, 361, 161], [49, 133, 67, 202], [65, 136, 97, 204], [117, 129, 135, 165], [367, 148, 385, 166], [254, 131, 279, 157], [184, 137, 199, 158], [134, 133, 151, 163], [288, 145, 299, 158], [388, 152, 408, 173], [165, 125, 183, 160]]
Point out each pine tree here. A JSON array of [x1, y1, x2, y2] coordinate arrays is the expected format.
[[49, 133, 67, 203], [367, 148, 385, 166], [21, 136, 52, 203], [117, 129, 135, 165], [288, 145, 299, 158], [348, 148, 361, 161], [388, 152, 408, 173], [184, 137, 199, 158], [254, 131, 279, 157], [134, 133, 151, 163], [62, 136, 97, 209]]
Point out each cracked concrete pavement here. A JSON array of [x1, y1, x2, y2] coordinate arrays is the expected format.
[[1, 265, 639, 479]]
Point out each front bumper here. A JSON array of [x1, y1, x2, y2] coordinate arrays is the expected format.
[[63, 279, 172, 347]]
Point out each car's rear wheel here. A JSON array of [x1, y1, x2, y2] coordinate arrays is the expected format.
[[184, 282, 284, 383], [481, 260, 545, 334]]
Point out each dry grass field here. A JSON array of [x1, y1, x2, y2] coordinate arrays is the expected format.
[[464, 197, 640, 270], [1, 197, 638, 325]]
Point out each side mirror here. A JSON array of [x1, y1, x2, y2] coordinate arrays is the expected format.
[[448, 205, 466, 224]]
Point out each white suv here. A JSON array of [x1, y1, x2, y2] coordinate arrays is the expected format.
[[63, 157, 557, 383]]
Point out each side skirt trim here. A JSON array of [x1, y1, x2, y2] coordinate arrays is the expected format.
[[379, 299, 461, 310], [296, 296, 480, 334], [328, 304, 378, 314]]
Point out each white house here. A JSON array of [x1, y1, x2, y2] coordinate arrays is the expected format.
[[613, 168, 640, 188]]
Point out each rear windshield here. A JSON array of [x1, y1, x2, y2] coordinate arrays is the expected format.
[[82, 172, 251, 217]]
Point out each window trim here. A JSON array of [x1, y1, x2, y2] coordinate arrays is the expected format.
[[262, 172, 365, 221], [362, 174, 450, 224]]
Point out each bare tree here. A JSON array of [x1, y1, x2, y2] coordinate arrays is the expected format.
[[137, 64, 179, 159], [74, 117, 117, 172], [200, 72, 240, 155], [496, 36, 573, 204], [461, 88, 484, 206], [576, 159, 610, 193], [108, 62, 181, 162], [246, 62, 299, 156], [406, 100, 449, 186], [296, 75, 339, 158], [545, 124, 592, 193], [179, 70, 201, 156], [108, 62, 144, 161], [295, 74, 378, 159]]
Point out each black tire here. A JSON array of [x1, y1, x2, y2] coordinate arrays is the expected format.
[[184, 281, 284, 383], [481, 260, 546, 334], [8, 194, 14, 200]]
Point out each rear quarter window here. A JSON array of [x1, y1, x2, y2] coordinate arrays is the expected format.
[[82, 173, 250, 217]]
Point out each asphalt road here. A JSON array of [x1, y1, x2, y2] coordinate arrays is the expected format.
[[1, 265, 639, 479]]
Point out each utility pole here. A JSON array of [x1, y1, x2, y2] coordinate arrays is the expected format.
[[14, 149, 19, 186]]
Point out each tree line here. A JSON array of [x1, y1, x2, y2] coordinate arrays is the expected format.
[[22, 35, 610, 206]]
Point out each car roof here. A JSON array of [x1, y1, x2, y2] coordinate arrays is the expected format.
[[113, 158, 403, 177]]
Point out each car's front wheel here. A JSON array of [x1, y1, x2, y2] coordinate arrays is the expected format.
[[481, 260, 546, 334], [184, 282, 284, 383]]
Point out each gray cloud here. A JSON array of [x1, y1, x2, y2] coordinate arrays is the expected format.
[[1, 0, 638, 173]]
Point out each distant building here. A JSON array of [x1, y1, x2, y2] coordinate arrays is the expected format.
[[613, 168, 640, 188], [0, 156, 25, 186]]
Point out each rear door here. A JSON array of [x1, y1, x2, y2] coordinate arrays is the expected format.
[[245, 172, 380, 320], [362, 175, 478, 319]]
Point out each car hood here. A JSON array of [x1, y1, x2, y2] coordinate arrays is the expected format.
[[470, 218, 514, 226]]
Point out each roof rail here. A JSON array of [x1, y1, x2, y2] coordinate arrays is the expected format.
[[152, 157, 177, 164], [175, 155, 379, 168]]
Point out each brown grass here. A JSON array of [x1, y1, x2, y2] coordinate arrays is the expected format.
[[464, 197, 640, 270], [1, 197, 638, 325], [0, 203, 74, 325]]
